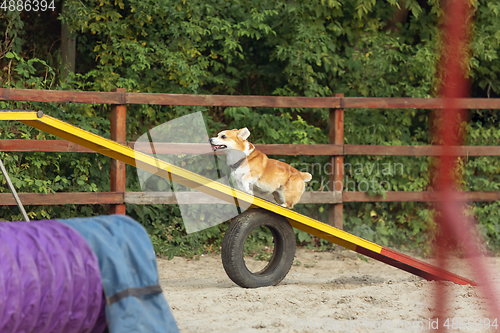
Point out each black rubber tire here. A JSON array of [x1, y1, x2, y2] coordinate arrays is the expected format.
[[221, 208, 296, 288]]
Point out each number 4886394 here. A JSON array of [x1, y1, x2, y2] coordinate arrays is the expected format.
[[1, 0, 55, 11]]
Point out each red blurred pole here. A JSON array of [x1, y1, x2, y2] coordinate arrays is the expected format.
[[433, 0, 469, 326], [434, 0, 500, 327]]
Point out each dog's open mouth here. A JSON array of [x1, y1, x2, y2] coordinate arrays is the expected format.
[[211, 144, 227, 151]]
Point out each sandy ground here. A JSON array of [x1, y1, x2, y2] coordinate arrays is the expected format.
[[157, 248, 500, 333]]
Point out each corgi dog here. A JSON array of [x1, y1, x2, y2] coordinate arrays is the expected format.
[[209, 128, 312, 209]]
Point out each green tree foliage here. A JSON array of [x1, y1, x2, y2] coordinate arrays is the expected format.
[[1, 0, 500, 257]]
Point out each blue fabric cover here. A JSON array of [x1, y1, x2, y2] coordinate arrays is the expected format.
[[59, 215, 179, 333]]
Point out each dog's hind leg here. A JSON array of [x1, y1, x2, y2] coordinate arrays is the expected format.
[[285, 194, 301, 208], [283, 178, 305, 209], [272, 187, 288, 207], [272, 191, 284, 205], [283, 191, 301, 209]]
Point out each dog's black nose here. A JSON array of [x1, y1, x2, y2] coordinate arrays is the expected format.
[[209, 138, 213, 144]]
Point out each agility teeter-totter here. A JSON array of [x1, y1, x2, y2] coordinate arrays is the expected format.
[[0, 110, 476, 288]]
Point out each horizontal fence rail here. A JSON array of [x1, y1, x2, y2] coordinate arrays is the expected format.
[[1, 139, 500, 156], [2, 190, 500, 206], [1, 88, 499, 228], [0, 192, 124, 205], [124, 191, 343, 205], [2, 88, 500, 109], [0, 140, 344, 155]]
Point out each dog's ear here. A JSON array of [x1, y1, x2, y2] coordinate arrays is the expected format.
[[237, 128, 250, 140]]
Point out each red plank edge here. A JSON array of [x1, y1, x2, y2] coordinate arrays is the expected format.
[[356, 246, 476, 286]]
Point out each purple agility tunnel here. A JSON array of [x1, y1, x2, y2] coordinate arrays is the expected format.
[[0, 220, 105, 333]]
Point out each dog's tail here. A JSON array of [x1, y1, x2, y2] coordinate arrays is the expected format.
[[300, 172, 312, 182]]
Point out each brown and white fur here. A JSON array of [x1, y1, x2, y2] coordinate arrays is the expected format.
[[209, 128, 312, 209]]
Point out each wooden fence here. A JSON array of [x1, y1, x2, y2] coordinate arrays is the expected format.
[[1, 88, 500, 228]]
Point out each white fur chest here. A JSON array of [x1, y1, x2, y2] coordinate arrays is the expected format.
[[230, 164, 251, 183]]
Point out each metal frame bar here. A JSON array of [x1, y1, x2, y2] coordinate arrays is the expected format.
[[0, 157, 30, 222]]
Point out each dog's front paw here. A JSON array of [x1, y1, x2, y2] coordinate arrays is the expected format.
[[241, 184, 254, 195]]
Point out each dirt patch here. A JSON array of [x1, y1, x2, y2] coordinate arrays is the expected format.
[[158, 248, 500, 333]]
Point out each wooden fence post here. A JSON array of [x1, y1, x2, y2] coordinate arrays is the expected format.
[[328, 93, 344, 229], [110, 88, 127, 215]]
